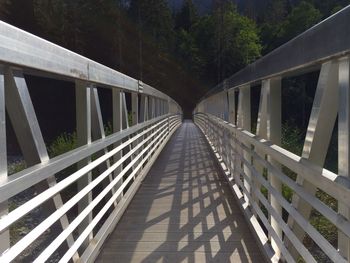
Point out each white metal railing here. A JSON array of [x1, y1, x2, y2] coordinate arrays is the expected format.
[[194, 5, 350, 263], [0, 21, 182, 262]]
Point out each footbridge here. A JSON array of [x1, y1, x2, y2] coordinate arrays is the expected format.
[[1, 5, 350, 263]]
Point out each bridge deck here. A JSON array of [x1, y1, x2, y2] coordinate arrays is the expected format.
[[97, 121, 263, 263]]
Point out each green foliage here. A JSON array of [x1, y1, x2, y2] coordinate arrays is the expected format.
[[175, 29, 203, 73], [8, 160, 26, 175], [48, 132, 77, 158], [190, 3, 261, 83], [305, 0, 350, 17], [281, 122, 304, 156], [175, 0, 198, 31], [129, 0, 174, 49], [259, 0, 322, 54], [281, 1, 322, 41]]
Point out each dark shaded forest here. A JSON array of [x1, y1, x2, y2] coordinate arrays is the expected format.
[[2, 3, 350, 261], [1, 0, 348, 117]]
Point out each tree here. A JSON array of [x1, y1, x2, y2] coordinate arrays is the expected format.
[[192, 3, 261, 83], [259, 1, 322, 54], [175, 29, 203, 74], [281, 1, 322, 41], [303, 0, 349, 17], [0, 0, 37, 33], [129, 0, 174, 49], [261, 0, 289, 24], [175, 0, 198, 31], [0, 0, 11, 20], [259, 0, 289, 54]]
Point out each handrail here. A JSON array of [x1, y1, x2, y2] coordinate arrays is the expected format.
[[0, 20, 181, 107], [194, 113, 350, 262], [0, 20, 183, 262], [0, 114, 170, 203], [194, 5, 350, 263]]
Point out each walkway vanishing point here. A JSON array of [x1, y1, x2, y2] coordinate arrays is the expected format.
[[1, 5, 350, 263]]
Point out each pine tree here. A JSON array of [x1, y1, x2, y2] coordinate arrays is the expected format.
[[175, 0, 198, 31], [192, 2, 261, 84], [129, 0, 174, 49]]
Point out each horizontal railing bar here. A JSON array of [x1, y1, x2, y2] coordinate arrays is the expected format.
[[142, 83, 171, 101], [59, 120, 173, 263], [198, 113, 350, 206], [195, 113, 349, 262], [195, 119, 278, 263], [238, 154, 346, 263], [1, 120, 169, 262], [0, 22, 180, 107], [224, 141, 316, 262], [80, 118, 181, 262], [234, 175, 295, 263], [245, 143, 350, 239], [35, 119, 172, 262], [0, 114, 173, 203], [253, 187, 316, 263], [0, 118, 167, 233]]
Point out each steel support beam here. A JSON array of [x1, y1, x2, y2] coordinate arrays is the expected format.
[[0, 68, 8, 254], [131, 93, 138, 126], [90, 87, 117, 206], [286, 61, 339, 259], [264, 78, 282, 258], [75, 80, 93, 250], [6, 69, 77, 259], [338, 56, 350, 260], [112, 89, 123, 202], [228, 89, 236, 125], [237, 85, 251, 203]]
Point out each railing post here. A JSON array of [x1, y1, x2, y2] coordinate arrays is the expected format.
[[112, 89, 123, 202], [131, 92, 138, 126], [76, 80, 93, 248], [0, 67, 9, 254], [131, 92, 139, 175], [285, 61, 339, 259], [168, 116, 170, 134], [237, 85, 251, 204], [205, 114, 208, 138], [149, 97, 154, 119], [264, 77, 282, 258], [90, 87, 117, 206], [228, 89, 236, 176], [228, 89, 236, 125], [338, 56, 350, 260]]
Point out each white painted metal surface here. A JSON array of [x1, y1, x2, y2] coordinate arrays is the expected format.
[[194, 6, 350, 262], [194, 57, 350, 263], [0, 21, 182, 262]]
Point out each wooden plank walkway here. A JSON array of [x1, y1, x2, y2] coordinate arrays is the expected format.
[[97, 121, 264, 263]]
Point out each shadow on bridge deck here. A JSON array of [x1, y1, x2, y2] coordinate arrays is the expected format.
[[97, 121, 263, 263]]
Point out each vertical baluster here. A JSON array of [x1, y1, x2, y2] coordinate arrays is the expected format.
[[237, 85, 251, 204], [286, 61, 339, 260], [228, 89, 236, 177], [76, 80, 93, 249], [338, 56, 350, 260], [131, 92, 139, 177], [90, 87, 117, 206], [112, 89, 123, 202], [131, 93, 138, 126], [0, 67, 9, 254], [265, 78, 282, 258]]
